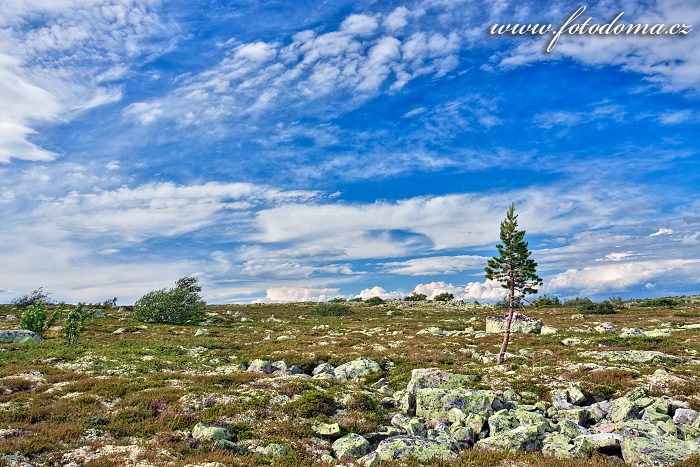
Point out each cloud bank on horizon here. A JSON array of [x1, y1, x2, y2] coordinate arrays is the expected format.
[[0, 0, 699, 304]]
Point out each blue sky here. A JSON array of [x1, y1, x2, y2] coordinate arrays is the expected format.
[[0, 0, 699, 304]]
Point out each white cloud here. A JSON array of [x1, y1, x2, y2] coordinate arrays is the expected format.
[[384, 7, 410, 32], [650, 227, 673, 237], [356, 286, 403, 300], [597, 251, 636, 262], [124, 10, 461, 126], [547, 259, 700, 294], [496, 1, 700, 92], [659, 109, 694, 125], [412, 280, 506, 301], [682, 232, 700, 245], [263, 286, 341, 303], [382, 255, 486, 275], [0, 0, 173, 162]]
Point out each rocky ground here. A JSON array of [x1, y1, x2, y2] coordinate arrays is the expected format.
[[0, 298, 700, 466]]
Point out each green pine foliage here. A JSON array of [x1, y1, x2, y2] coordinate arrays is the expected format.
[[364, 296, 385, 306], [485, 202, 542, 364], [433, 292, 454, 302]]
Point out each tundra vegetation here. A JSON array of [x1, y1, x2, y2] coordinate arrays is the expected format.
[[1, 291, 700, 466]]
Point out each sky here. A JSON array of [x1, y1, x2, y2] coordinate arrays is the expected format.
[[0, 0, 699, 304]]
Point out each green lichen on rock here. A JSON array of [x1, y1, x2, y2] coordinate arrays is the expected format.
[[332, 433, 370, 459], [363, 435, 458, 465], [621, 433, 700, 466], [333, 357, 381, 382], [475, 425, 544, 452], [415, 388, 501, 420]]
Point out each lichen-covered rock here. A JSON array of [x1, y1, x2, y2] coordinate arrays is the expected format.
[[332, 433, 370, 459], [541, 325, 558, 335], [0, 330, 43, 344], [399, 368, 478, 415], [364, 435, 458, 465], [475, 425, 544, 452], [415, 388, 501, 420], [406, 418, 427, 437], [333, 358, 381, 382], [608, 397, 639, 423], [621, 432, 700, 466], [312, 421, 340, 436], [312, 363, 334, 376], [559, 420, 589, 438], [194, 328, 208, 336], [263, 443, 288, 457], [247, 359, 272, 374], [192, 423, 232, 442], [485, 312, 542, 334], [580, 350, 682, 364]]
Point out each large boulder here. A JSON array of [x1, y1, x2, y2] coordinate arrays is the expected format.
[[475, 425, 544, 452], [397, 368, 478, 415], [333, 358, 381, 382], [485, 312, 542, 334], [192, 423, 232, 441], [0, 330, 43, 344], [332, 433, 370, 459], [360, 435, 458, 465], [415, 388, 502, 420], [621, 432, 700, 466]]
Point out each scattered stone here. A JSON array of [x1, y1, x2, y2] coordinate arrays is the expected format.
[[194, 328, 209, 337], [581, 350, 683, 364], [540, 325, 558, 335], [276, 334, 296, 341], [192, 423, 231, 442], [0, 330, 43, 343], [112, 328, 128, 334], [313, 421, 340, 436], [312, 363, 334, 376], [361, 435, 457, 465]]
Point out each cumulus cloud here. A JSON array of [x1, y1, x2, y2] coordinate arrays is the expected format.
[[356, 286, 404, 300], [547, 259, 700, 294], [412, 280, 506, 301], [382, 255, 486, 275], [263, 287, 341, 302]]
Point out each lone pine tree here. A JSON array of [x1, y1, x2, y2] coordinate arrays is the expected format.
[[485, 202, 542, 365]]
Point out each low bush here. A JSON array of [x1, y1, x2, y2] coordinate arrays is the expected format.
[[579, 300, 616, 315], [20, 301, 65, 337], [286, 390, 337, 418], [348, 297, 363, 302], [531, 295, 561, 307], [309, 303, 351, 316], [328, 297, 347, 303], [433, 292, 454, 302], [132, 276, 206, 324], [404, 293, 427, 302], [636, 297, 679, 308], [364, 296, 385, 306], [64, 303, 89, 345]]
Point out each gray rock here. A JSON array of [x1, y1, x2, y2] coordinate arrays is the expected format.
[[247, 359, 273, 374], [194, 328, 209, 337], [363, 435, 458, 464], [415, 388, 502, 420], [580, 350, 682, 364], [475, 425, 544, 452], [263, 443, 288, 457], [485, 312, 542, 334], [192, 423, 232, 441], [333, 357, 381, 382], [673, 408, 699, 425], [0, 330, 42, 344], [313, 421, 340, 436], [399, 368, 478, 415], [621, 432, 700, 466], [332, 433, 370, 459], [312, 362, 334, 375]]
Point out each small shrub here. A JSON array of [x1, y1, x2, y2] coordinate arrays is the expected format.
[[565, 297, 593, 308], [404, 293, 427, 302], [346, 392, 379, 412], [579, 301, 616, 315], [364, 296, 385, 306], [286, 390, 337, 418], [348, 297, 363, 302], [328, 297, 347, 303], [309, 303, 351, 316], [64, 303, 89, 345], [433, 292, 454, 302], [637, 297, 679, 308], [12, 288, 52, 310], [102, 297, 118, 308], [132, 276, 205, 324], [531, 295, 561, 307], [20, 301, 64, 337]]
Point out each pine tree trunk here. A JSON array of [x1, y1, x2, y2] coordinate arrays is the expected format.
[[497, 274, 515, 365]]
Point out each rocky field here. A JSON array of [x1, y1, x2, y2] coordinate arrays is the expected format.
[[1, 299, 700, 466]]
